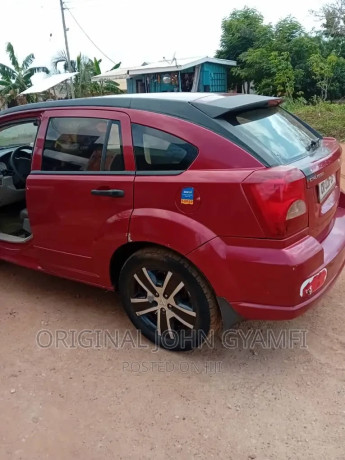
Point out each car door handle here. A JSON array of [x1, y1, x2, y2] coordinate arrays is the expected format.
[[91, 189, 125, 198]]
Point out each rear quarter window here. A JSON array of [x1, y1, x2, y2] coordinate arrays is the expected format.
[[132, 124, 198, 171], [220, 107, 320, 166]]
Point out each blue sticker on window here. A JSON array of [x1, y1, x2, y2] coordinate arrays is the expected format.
[[181, 187, 194, 205]]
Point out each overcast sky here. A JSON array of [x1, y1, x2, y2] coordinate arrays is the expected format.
[[0, 0, 326, 74]]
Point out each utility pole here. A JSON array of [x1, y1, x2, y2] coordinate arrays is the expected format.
[[59, 0, 75, 98]]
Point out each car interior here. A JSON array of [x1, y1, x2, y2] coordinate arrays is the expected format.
[[0, 117, 38, 243], [0, 143, 33, 242], [0, 118, 125, 243]]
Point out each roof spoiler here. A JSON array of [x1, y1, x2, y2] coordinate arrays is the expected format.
[[191, 95, 283, 119]]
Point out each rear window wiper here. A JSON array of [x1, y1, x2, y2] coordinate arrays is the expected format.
[[306, 138, 320, 152]]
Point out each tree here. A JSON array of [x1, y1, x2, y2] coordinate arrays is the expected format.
[[217, 7, 272, 60], [327, 55, 345, 99], [216, 8, 273, 91], [314, 0, 345, 37], [309, 53, 340, 100], [74, 54, 94, 98], [274, 17, 304, 49], [89, 58, 122, 96], [233, 47, 272, 93], [232, 16, 303, 97], [52, 51, 122, 97], [216, 6, 345, 101], [235, 49, 295, 97], [52, 49, 77, 73], [284, 35, 321, 98], [0, 42, 49, 105], [269, 52, 295, 98], [272, 18, 317, 98]]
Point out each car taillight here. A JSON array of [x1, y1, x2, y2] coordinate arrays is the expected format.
[[242, 167, 308, 238], [300, 268, 327, 298]]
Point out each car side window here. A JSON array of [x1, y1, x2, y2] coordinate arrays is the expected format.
[[131, 124, 198, 171], [42, 117, 124, 172]]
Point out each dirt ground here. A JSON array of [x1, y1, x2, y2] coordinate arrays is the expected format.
[[1, 260, 345, 460], [0, 159, 345, 460]]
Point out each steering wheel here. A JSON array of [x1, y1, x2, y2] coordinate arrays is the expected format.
[[9, 145, 33, 184]]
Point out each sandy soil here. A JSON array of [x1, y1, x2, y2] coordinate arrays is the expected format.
[[1, 262, 345, 460], [0, 155, 344, 460]]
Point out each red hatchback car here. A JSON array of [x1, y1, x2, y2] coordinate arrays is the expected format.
[[0, 93, 344, 350]]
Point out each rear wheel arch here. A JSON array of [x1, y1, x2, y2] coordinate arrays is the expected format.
[[110, 241, 154, 289], [109, 241, 219, 306], [128, 209, 217, 256], [110, 242, 190, 289]]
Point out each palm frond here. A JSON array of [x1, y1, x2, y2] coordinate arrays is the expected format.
[[52, 50, 78, 73], [0, 79, 19, 99], [0, 79, 13, 95], [22, 53, 35, 70], [110, 61, 121, 71], [92, 58, 102, 76], [6, 42, 20, 71], [103, 80, 122, 94], [0, 64, 17, 79], [24, 66, 49, 78], [51, 50, 68, 71]]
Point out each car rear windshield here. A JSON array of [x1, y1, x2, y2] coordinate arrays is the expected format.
[[220, 107, 320, 166]]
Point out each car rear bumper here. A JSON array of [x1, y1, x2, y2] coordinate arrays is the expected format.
[[188, 204, 345, 322]]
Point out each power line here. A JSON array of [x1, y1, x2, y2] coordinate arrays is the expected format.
[[64, 0, 112, 7], [65, 7, 117, 64]]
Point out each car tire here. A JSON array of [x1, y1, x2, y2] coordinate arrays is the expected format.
[[118, 247, 220, 351]]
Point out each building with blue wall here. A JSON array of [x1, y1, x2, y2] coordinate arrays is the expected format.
[[93, 57, 236, 94]]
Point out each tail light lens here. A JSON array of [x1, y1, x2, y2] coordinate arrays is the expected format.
[[242, 167, 308, 238], [300, 268, 327, 298]]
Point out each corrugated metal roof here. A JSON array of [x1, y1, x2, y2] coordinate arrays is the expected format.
[[19, 73, 78, 95], [127, 57, 236, 75], [92, 66, 136, 82]]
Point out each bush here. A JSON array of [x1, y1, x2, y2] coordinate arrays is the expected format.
[[285, 100, 345, 141]]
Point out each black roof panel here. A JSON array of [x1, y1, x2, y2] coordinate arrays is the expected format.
[[0, 93, 280, 120], [0, 93, 283, 168]]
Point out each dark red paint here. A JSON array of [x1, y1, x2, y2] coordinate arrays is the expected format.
[[1, 105, 345, 322]]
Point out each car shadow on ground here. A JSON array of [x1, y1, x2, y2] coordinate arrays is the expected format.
[[1, 259, 317, 372]]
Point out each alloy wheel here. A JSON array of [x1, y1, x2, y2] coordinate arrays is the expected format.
[[130, 267, 197, 339]]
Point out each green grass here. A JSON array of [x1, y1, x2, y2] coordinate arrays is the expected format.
[[285, 101, 345, 142]]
